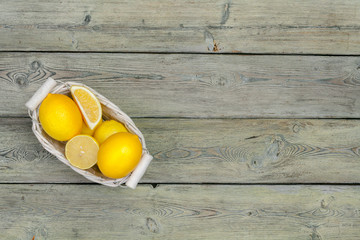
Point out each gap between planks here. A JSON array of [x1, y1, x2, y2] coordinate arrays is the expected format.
[[4, 115, 360, 120], [1, 182, 360, 186], [2, 50, 360, 57]]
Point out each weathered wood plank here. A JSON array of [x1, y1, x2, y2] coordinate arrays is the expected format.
[[1, 118, 360, 183], [2, 53, 360, 118], [1, 184, 359, 239], [1, 0, 360, 54]]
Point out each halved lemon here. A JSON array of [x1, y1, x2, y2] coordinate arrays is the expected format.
[[70, 85, 102, 130], [65, 135, 99, 169]]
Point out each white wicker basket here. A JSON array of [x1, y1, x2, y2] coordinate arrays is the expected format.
[[25, 78, 153, 189]]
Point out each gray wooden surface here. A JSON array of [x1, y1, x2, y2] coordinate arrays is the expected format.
[[1, 0, 360, 54], [1, 118, 360, 184], [1, 53, 360, 118], [1, 0, 360, 239], [1, 184, 360, 240]]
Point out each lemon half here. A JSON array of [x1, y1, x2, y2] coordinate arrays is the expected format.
[[65, 135, 99, 170]]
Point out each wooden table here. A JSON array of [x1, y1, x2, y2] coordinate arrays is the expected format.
[[1, 1, 360, 239]]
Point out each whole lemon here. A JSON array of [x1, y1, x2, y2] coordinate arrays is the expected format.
[[93, 120, 128, 145], [97, 132, 142, 179], [39, 93, 82, 141], [81, 121, 96, 136]]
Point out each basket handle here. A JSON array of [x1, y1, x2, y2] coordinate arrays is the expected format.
[[126, 151, 153, 189], [25, 77, 57, 111]]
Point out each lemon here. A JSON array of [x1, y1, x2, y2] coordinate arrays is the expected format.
[[97, 132, 142, 179], [81, 121, 96, 135], [93, 120, 128, 145], [65, 135, 99, 169], [70, 85, 102, 130], [39, 93, 82, 141]]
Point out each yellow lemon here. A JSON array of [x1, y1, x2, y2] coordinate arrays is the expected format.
[[39, 93, 82, 141], [93, 120, 128, 145], [70, 85, 102, 130], [81, 121, 96, 135], [97, 132, 142, 179], [65, 135, 99, 169]]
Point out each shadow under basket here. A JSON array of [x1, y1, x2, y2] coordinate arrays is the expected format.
[[25, 77, 153, 189]]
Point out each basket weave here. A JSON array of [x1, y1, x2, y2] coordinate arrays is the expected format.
[[27, 80, 151, 187]]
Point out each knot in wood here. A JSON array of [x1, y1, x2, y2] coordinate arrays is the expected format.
[[146, 217, 160, 233], [84, 15, 91, 25], [14, 73, 29, 88], [31, 61, 41, 71]]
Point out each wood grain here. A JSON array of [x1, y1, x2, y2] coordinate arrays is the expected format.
[[2, 53, 360, 118], [1, 118, 360, 183], [1, 184, 359, 239], [1, 0, 360, 54]]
